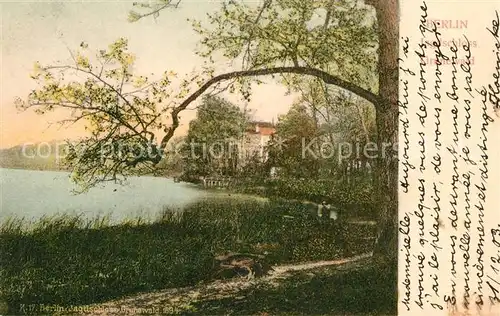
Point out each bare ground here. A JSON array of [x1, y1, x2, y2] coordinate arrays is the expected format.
[[75, 253, 381, 316]]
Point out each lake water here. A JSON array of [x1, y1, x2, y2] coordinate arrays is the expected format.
[[0, 168, 213, 223]]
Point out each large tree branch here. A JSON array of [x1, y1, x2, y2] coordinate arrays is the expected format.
[[130, 0, 182, 21], [160, 66, 380, 150]]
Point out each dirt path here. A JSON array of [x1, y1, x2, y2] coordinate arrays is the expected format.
[[271, 252, 372, 274], [78, 253, 372, 315]]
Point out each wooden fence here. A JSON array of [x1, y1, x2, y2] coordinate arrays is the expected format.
[[201, 177, 234, 188]]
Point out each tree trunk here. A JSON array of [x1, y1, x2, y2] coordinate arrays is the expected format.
[[369, 0, 399, 266]]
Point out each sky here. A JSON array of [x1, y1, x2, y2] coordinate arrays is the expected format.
[[0, 0, 296, 148]]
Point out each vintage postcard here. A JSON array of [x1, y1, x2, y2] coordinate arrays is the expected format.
[[0, 0, 498, 315]]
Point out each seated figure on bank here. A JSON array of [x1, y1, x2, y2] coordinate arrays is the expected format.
[[317, 201, 339, 221]]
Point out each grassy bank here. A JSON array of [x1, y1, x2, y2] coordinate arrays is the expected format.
[[0, 198, 375, 314], [220, 177, 378, 220]]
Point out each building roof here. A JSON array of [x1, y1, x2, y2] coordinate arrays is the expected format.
[[258, 127, 275, 136], [250, 121, 275, 128], [246, 121, 276, 135]]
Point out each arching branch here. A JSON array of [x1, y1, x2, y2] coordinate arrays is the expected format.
[[159, 66, 380, 150]]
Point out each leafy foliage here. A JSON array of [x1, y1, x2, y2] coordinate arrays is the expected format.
[[267, 104, 320, 178], [17, 0, 382, 192], [189, 0, 379, 185], [181, 95, 249, 178], [192, 0, 378, 91], [16, 39, 212, 191]]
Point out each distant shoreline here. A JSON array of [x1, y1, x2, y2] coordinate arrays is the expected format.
[[0, 166, 68, 173], [0, 166, 178, 180]]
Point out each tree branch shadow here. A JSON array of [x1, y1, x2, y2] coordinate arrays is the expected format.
[[187, 259, 397, 315]]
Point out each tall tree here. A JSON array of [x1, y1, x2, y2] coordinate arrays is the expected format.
[[364, 0, 399, 266], [19, 0, 399, 265], [182, 95, 248, 178], [269, 103, 320, 178]]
